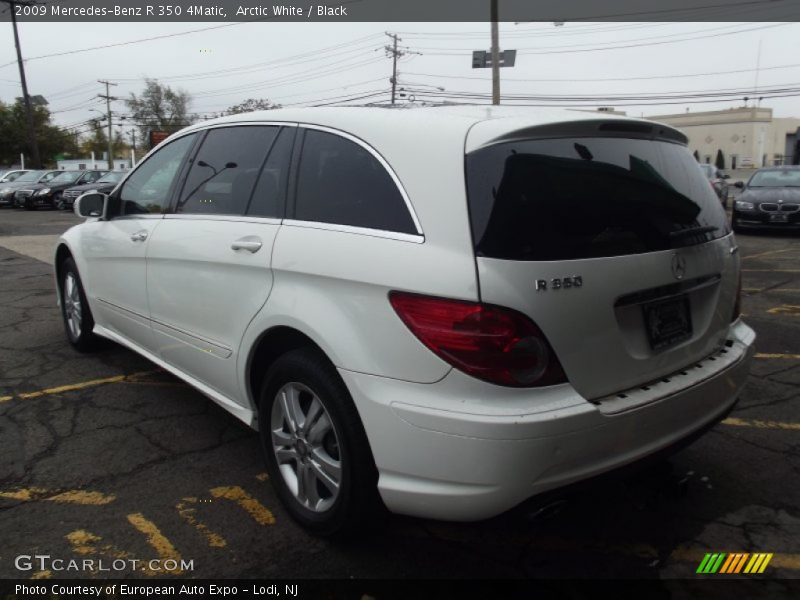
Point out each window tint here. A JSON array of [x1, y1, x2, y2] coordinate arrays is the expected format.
[[120, 134, 196, 215], [246, 128, 294, 218], [178, 126, 279, 216], [466, 137, 729, 261], [82, 171, 103, 183], [295, 130, 416, 234]]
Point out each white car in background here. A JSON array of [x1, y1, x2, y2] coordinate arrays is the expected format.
[[55, 107, 755, 535]]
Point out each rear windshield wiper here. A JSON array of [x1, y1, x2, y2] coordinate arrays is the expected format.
[[669, 225, 718, 239]]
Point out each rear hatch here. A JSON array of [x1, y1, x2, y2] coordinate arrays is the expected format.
[[466, 119, 739, 400]]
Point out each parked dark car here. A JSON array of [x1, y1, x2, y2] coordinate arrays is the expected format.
[[732, 166, 800, 232], [60, 170, 124, 209], [698, 163, 731, 208], [16, 170, 106, 210], [0, 170, 61, 207]]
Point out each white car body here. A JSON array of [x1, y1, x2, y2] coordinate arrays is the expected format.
[[55, 107, 755, 523]]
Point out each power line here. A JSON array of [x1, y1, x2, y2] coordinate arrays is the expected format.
[[417, 22, 797, 56], [0, 0, 367, 71], [402, 61, 800, 84], [104, 34, 385, 83]]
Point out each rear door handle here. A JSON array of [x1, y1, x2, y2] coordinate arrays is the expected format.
[[130, 230, 148, 242], [231, 237, 263, 253]]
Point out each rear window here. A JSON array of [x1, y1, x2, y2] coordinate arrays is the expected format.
[[466, 137, 728, 261]]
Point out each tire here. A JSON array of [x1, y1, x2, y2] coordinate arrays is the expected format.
[[258, 348, 381, 537], [60, 257, 99, 352], [55, 194, 65, 210]]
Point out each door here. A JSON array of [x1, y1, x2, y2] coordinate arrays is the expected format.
[[146, 124, 295, 404], [79, 133, 198, 350]]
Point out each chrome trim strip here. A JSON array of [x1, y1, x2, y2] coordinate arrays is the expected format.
[[282, 219, 425, 244], [164, 214, 282, 225], [95, 297, 150, 323], [150, 318, 233, 359], [96, 297, 233, 359], [298, 123, 424, 236]]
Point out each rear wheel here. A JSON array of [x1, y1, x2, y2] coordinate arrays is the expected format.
[[60, 257, 99, 351], [258, 348, 381, 536]]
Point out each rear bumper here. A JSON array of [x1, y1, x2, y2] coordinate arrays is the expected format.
[[340, 320, 755, 521]]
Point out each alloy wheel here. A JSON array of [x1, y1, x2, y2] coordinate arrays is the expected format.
[[63, 272, 82, 339], [270, 382, 342, 513]]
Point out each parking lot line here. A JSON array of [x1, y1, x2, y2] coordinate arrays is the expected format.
[[210, 486, 276, 526], [742, 269, 800, 273], [744, 288, 800, 293], [0, 487, 116, 505], [721, 417, 800, 431], [0, 370, 160, 403], [755, 353, 800, 359], [742, 248, 795, 261], [127, 513, 184, 574], [176, 497, 228, 548], [767, 305, 800, 316]]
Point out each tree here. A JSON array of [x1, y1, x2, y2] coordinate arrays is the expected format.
[[715, 149, 725, 170], [0, 98, 77, 166], [225, 98, 281, 114], [79, 121, 128, 159], [126, 79, 195, 142], [693, 150, 700, 162]]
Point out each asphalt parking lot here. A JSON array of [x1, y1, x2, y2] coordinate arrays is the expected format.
[[0, 208, 798, 583]]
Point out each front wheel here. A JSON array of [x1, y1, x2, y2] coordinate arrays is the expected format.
[[258, 348, 381, 536], [60, 257, 99, 351]]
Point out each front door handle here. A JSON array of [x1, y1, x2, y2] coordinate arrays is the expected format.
[[231, 237, 263, 253], [130, 230, 148, 242]]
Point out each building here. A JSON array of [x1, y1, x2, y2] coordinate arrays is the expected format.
[[647, 107, 800, 169], [55, 158, 131, 171]]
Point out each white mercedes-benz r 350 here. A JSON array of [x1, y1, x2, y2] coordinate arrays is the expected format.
[[55, 107, 755, 535]]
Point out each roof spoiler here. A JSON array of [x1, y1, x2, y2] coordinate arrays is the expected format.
[[468, 118, 688, 152]]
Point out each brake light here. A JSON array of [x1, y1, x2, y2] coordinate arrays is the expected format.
[[389, 291, 567, 387], [732, 269, 742, 322]]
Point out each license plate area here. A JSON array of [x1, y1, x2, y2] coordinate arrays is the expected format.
[[769, 214, 788, 222], [642, 295, 692, 351]]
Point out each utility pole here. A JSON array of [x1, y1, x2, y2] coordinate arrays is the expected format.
[[385, 33, 421, 105], [5, 0, 42, 167], [98, 80, 117, 170], [490, 0, 500, 105], [385, 32, 401, 105]]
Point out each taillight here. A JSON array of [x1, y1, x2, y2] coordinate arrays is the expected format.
[[732, 269, 742, 322], [389, 291, 567, 387]]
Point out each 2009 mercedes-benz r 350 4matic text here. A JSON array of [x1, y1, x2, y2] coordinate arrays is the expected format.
[[55, 107, 755, 535]]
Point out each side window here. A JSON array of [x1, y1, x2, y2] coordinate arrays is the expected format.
[[295, 130, 417, 234], [247, 127, 294, 218], [119, 133, 196, 215], [177, 126, 279, 216]]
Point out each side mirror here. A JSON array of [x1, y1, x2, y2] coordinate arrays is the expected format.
[[734, 181, 745, 189], [74, 192, 108, 219]]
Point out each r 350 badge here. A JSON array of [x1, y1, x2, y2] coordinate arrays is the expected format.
[[535, 276, 583, 291]]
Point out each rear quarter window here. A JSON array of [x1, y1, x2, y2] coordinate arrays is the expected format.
[[466, 136, 729, 261], [294, 129, 417, 235]]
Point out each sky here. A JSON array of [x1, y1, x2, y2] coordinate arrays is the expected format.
[[1, 19, 800, 143]]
